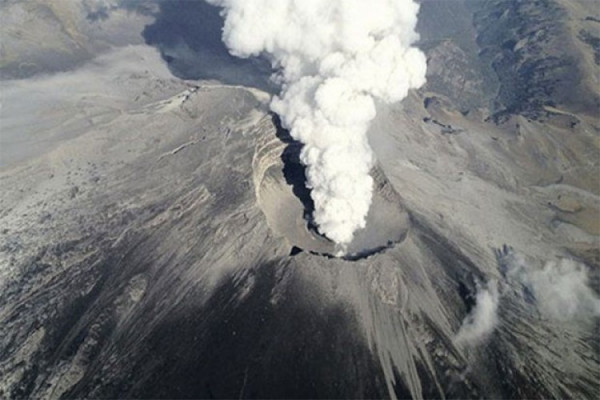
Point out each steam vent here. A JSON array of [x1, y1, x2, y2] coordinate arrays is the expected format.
[[1, 1, 599, 399], [254, 119, 409, 259]]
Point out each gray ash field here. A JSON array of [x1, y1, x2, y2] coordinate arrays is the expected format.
[[1, 1, 599, 399]]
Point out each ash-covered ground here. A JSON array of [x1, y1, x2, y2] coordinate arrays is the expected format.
[[1, 1, 599, 399]]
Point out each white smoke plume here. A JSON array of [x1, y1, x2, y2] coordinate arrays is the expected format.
[[206, 0, 427, 246], [503, 252, 600, 320], [455, 280, 500, 346]]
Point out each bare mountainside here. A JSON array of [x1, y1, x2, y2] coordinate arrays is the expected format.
[[1, 1, 599, 399]]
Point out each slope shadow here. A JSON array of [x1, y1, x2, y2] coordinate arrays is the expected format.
[[117, 263, 392, 398], [142, 0, 275, 92]]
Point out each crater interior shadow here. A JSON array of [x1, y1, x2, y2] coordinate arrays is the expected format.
[[271, 114, 317, 227], [142, 0, 275, 92]]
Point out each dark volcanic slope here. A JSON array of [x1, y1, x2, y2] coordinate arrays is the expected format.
[[1, 1, 599, 399]]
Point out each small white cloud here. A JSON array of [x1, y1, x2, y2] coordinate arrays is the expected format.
[[503, 252, 600, 320], [455, 280, 500, 346]]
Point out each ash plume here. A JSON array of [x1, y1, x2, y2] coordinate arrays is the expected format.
[[207, 0, 427, 246]]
